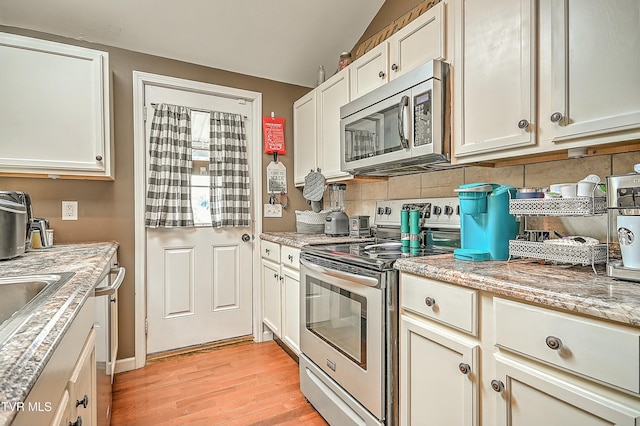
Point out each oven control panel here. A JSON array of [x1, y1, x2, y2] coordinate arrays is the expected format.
[[375, 197, 460, 229]]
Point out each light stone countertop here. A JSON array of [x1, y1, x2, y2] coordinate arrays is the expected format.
[[395, 255, 640, 328], [0, 241, 118, 426], [260, 231, 374, 248]]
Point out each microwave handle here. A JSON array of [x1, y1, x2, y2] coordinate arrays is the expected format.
[[398, 95, 410, 149]]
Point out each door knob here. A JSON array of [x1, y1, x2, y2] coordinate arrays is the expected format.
[[242, 234, 251, 242]]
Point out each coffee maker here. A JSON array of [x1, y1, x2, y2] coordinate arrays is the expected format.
[[325, 183, 349, 236], [606, 170, 640, 282], [453, 183, 520, 261]]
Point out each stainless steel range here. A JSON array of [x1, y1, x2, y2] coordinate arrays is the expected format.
[[299, 197, 460, 426]]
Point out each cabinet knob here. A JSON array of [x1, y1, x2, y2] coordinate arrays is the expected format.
[[265, 248, 270, 254], [391, 63, 398, 71], [110, 297, 117, 304], [379, 71, 386, 79], [550, 112, 563, 123], [458, 363, 471, 375], [280, 276, 284, 282], [545, 335, 563, 350], [517, 119, 529, 130], [71, 415, 83, 426], [424, 297, 436, 307], [288, 254, 294, 261], [76, 394, 89, 408], [491, 379, 505, 393], [96, 155, 103, 161], [273, 273, 278, 279]]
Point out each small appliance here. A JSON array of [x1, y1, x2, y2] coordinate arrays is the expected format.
[[0, 191, 33, 259], [340, 60, 454, 177], [349, 215, 370, 237], [606, 171, 640, 282], [454, 183, 520, 261], [325, 183, 349, 236]]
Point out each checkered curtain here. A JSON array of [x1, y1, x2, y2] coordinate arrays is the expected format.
[[209, 112, 251, 227], [145, 104, 194, 228]]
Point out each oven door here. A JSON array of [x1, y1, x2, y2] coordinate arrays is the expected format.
[[300, 258, 384, 419]]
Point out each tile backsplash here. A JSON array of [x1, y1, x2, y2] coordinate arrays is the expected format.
[[337, 150, 640, 241]]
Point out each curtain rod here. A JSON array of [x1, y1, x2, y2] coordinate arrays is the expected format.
[[150, 103, 248, 120]]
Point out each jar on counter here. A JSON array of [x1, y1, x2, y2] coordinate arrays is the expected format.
[[338, 51, 352, 71]]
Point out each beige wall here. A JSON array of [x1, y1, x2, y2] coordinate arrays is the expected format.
[[0, 25, 311, 359]]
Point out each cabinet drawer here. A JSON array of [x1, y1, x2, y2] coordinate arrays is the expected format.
[[494, 298, 640, 394], [281, 246, 300, 270], [261, 240, 280, 262], [401, 274, 478, 335]]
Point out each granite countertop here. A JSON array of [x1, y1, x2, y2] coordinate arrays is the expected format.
[[260, 231, 375, 248], [395, 255, 640, 328], [0, 241, 118, 425]]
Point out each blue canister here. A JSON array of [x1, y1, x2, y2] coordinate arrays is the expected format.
[[401, 209, 410, 248], [409, 209, 421, 250]]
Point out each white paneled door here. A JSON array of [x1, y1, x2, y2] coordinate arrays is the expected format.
[[145, 85, 254, 354]]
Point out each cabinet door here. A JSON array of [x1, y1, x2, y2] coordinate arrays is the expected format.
[[68, 329, 97, 426], [453, 0, 536, 160], [388, 2, 446, 80], [400, 314, 479, 426], [281, 266, 300, 355], [0, 33, 113, 179], [261, 258, 282, 337], [50, 389, 71, 426], [494, 355, 640, 426], [538, 0, 640, 148], [317, 68, 352, 181], [293, 91, 317, 187], [349, 42, 389, 101]]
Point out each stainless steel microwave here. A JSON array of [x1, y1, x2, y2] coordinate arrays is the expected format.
[[340, 60, 451, 176]]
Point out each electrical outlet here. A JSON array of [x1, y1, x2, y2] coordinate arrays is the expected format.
[[264, 203, 282, 218], [62, 201, 78, 220]]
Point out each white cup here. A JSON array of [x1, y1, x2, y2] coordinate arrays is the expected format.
[[617, 215, 640, 268], [577, 180, 596, 197], [558, 183, 577, 198]]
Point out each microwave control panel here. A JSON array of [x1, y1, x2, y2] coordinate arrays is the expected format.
[[414, 90, 432, 147]]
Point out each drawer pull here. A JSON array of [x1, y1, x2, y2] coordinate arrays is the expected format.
[[265, 248, 270, 254], [458, 363, 471, 375], [424, 297, 436, 307], [491, 379, 504, 393], [71, 416, 83, 426], [545, 335, 563, 351], [76, 395, 89, 408]]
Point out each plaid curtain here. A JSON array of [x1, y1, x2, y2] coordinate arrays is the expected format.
[[145, 104, 194, 228], [209, 112, 251, 227]]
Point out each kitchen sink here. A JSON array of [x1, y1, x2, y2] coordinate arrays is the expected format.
[[0, 272, 75, 347]]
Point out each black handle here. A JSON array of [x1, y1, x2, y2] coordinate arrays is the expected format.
[[70, 415, 83, 426], [76, 395, 88, 409]]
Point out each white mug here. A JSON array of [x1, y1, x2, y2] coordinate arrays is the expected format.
[[617, 215, 640, 269], [577, 180, 596, 197], [558, 183, 577, 198]]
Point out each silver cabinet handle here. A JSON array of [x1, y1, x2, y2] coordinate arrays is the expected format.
[[458, 363, 471, 375], [424, 297, 436, 307], [95, 266, 126, 297], [491, 379, 504, 393], [550, 112, 563, 123], [518, 119, 529, 130], [379, 71, 386, 78], [545, 336, 563, 350], [391, 63, 398, 71]]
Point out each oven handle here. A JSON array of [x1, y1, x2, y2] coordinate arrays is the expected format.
[[300, 259, 379, 287]]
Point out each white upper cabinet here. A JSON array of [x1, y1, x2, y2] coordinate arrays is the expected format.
[[317, 68, 351, 181], [0, 33, 113, 179], [350, 2, 446, 101], [453, 0, 640, 163], [293, 90, 317, 186], [537, 0, 640, 149], [452, 0, 536, 159]]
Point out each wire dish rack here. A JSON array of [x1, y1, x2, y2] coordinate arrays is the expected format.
[[509, 240, 608, 273], [509, 196, 607, 216]]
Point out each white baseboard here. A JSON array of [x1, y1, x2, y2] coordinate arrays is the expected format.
[[115, 357, 138, 373], [262, 330, 274, 342]]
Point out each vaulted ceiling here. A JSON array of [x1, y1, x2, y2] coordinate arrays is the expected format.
[[0, 0, 385, 88]]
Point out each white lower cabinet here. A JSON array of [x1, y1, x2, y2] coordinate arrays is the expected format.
[[400, 314, 479, 426], [400, 272, 640, 425], [260, 240, 301, 355]]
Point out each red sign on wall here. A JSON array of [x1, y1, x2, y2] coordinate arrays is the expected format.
[[262, 116, 286, 155]]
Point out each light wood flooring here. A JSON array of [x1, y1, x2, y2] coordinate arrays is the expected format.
[[111, 341, 328, 425]]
